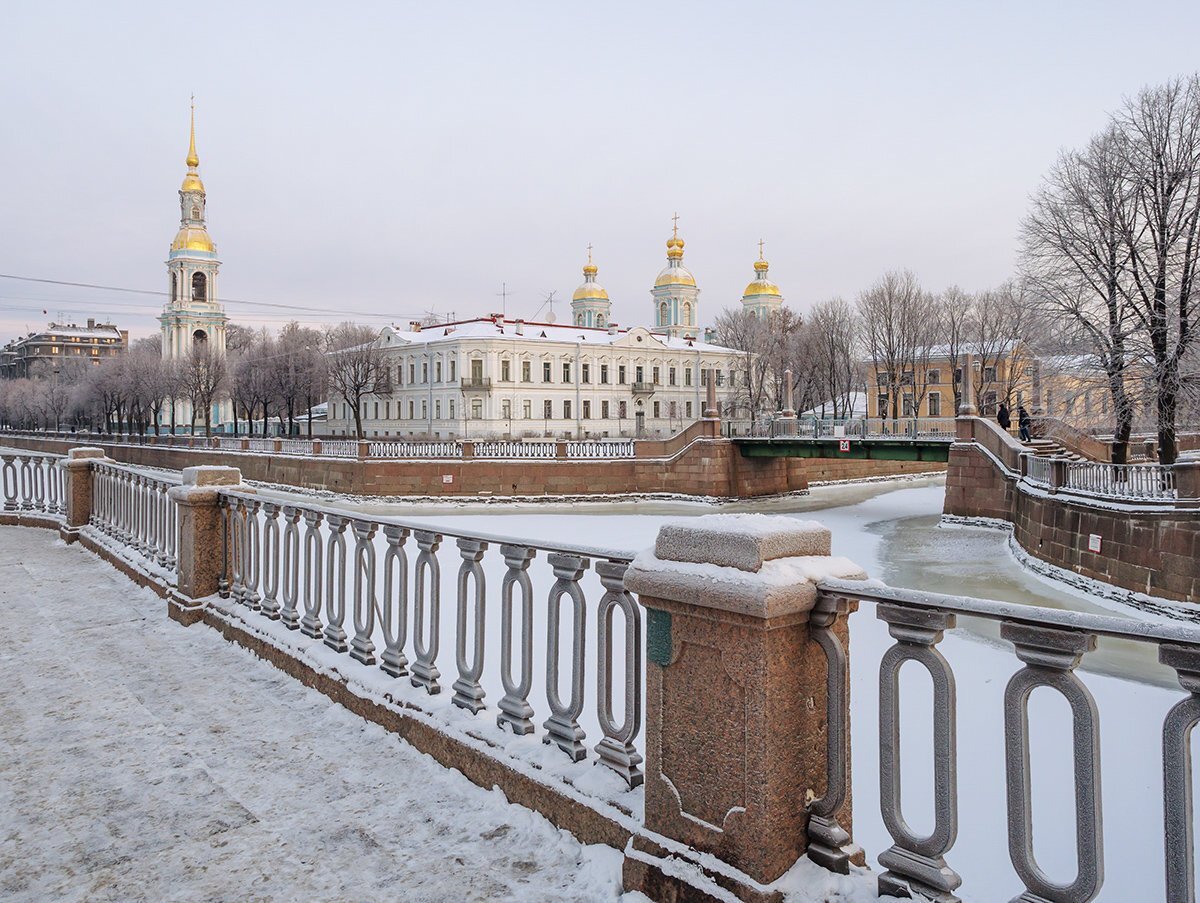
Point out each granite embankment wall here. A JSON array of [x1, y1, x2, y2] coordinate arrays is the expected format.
[[1, 425, 944, 499], [944, 418, 1200, 603]]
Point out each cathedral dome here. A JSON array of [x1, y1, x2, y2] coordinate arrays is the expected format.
[[171, 226, 215, 253], [743, 259, 780, 297], [655, 265, 697, 288], [572, 281, 609, 302]]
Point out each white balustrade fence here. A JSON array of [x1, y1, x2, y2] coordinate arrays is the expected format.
[[321, 439, 360, 458], [90, 461, 181, 580], [566, 441, 636, 459], [217, 489, 644, 787], [1064, 460, 1176, 500], [368, 440, 462, 459], [472, 441, 557, 459], [0, 452, 65, 515]]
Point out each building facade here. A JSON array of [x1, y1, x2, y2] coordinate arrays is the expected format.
[[326, 317, 746, 439], [0, 319, 127, 380], [158, 104, 231, 428]]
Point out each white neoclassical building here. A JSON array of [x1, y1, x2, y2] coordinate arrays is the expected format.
[[158, 104, 231, 428]]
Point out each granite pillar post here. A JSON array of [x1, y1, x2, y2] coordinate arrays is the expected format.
[[704, 370, 719, 419], [60, 446, 106, 543], [168, 465, 243, 621], [623, 516, 866, 902]]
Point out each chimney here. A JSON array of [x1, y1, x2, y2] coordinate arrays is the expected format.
[[607, 324, 618, 336], [87, 318, 95, 329], [409, 321, 421, 332], [515, 319, 524, 335]]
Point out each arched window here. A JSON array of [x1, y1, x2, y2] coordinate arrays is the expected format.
[[192, 329, 207, 351], [682, 302, 692, 325], [576, 313, 583, 326], [596, 314, 605, 327], [191, 205, 200, 219], [192, 271, 207, 303], [659, 301, 669, 326]]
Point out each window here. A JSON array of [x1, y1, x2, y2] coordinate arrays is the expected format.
[[902, 395, 914, 417], [409, 363, 416, 384], [669, 367, 676, 386], [471, 359, 483, 380], [449, 399, 456, 419], [659, 301, 669, 326], [900, 371, 914, 386], [618, 365, 627, 385], [953, 367, 963, 384], [582, 363, 591, 384], [682, 302, 692, 325], [543, 362, 552, 382], [373, 401, 379, 419], [983, 366, 997, 383], [685, 401, 693, 418], [562, 362, 571, 383], [928, 392, 941, 416], [522, 360, 532, 382], [396, 365, 403, 386], [619, 401, 627, 418], [877, 395, 888, 417], [421, 400, 428, 419], [601, 400, 609, 419], [653, 401, 661, 418], [435, 400, 441, 419], [684, 368, 692, 387], [544, 400, 553, 418], [422, 362, 429, 383], [501, 359, 511, 382], [523, 400, 531, 419], [502, 399, 511, 419], [635, 366, 644, 383], [716, 369, 724, 386], [409, 400, 415, 419], [435, 361, 442, 382], [191, 271, 207, 302], [701, 369, 708, 386], [600, 364, 609, 384], [928, 369, 941, 385], [563, 400, 572, 419], [669, 401, 677, 418], [582, 400, 591, 419], [471, 400, 482, 420], [449, 359, 456, 381], [652, 366, 660, 385]]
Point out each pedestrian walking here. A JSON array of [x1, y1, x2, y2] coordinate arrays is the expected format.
[[997, 402, 1011, 432], [1018, 405, 1032, 442]]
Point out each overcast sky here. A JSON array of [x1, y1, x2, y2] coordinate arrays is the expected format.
[[4, 1, 1200, 342]]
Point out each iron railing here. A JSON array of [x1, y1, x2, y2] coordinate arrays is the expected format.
[[1025, 454, 1054, 487], [0, 451, 65, 515], [814, 577, 1200, 903], [368, 440, 462, 458], [473, 440, 557, 459], [216, 488, 644, 786], [727, 417, 959, 440], [90, 461, 181, 578], [566, 440, 636, 459]]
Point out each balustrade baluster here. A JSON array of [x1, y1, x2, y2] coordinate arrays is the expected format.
[[279, 505, 302, 629], [349, 519, 378, 664], [19, 456, 33, 510], [217, 496, 231, 598], [410, 530, 443, 693], [451, 538, 488, 713], [299, 509, 325, 638], [543, 553, 590, 761], [876, 603, 961, 902], [259, 502, 282, 619], [228, 497, 247, 602], [807, 593, 854, 872], [594, 559, 643, 787], [497, 544, 536, 734], [322, 515, 350, 652], [2, 456, 17, 511], [1001, 622, 1102, 903], [242, 498, 262, 610], [31, 458, 46, 512], [1160, 644, 1200, 903], [379, 525, 410, 676]]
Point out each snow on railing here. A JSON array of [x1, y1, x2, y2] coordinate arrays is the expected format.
[[740, 417, 958, 440], [0, 451, 65, 516], [368, 440, 462, 458], [279, 438, 314, 456], [90, 461, 181, 583], [472, 440, 556, 458], [1024, 455, 1053, 487], [815, 577, 1200, 901], [566, 440, 636, 459], [320, 439, 360, 458], [245, 437, 275, 454], [1064, 460, 1175, 500], [215, 437, 242, 451], [215, 487, 643, 787]]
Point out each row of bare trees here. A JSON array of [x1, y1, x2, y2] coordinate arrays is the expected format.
[[1022, 74, 1200, 464]]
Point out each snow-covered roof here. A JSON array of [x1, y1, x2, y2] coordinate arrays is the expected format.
[[377, 317, 735, 354]]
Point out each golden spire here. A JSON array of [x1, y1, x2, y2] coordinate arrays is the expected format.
[[181, 97, 205, 194], [667, 213, 684, 261]]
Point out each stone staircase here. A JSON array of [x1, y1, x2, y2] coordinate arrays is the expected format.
[[1022, 437, 1089, 461]]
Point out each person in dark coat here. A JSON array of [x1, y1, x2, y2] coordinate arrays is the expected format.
[[1018, 405, 1032, 442], [996, 403, 1011, 431]]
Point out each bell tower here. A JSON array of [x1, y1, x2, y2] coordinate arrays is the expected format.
[[158, 100, 230, 427]]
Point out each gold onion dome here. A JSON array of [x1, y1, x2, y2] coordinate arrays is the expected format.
[[171, 225, 214, 252], [656, 228, 695, 286], [573, 250, 608, 301], [743, 252, 781, 297]]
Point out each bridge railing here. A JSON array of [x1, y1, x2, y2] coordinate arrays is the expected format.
[[0, 451, 65, 515], [816, 576, 1200, 903], [215, 486, 645, 787], [90, 461, 182, 581], [1064, 459, 1177, 501], [730, 417, 959, 440]]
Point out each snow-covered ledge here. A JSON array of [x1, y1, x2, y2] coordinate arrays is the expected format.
[[623, 513, 867, 903]]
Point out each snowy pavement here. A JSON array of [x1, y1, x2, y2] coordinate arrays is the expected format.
[[0, 526, 624, 902]]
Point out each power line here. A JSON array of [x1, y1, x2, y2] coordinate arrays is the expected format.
[[0, 273, 419, 322]]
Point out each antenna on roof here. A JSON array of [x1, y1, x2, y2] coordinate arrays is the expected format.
[[531, 290, 558, 324], [496, 282, 510, 318]]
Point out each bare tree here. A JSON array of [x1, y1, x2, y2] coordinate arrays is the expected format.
[[1115, 75, 1200, 463], [807, 297, 860, 418], [182, 341, 227, 437], [857, 270, 927, 421], [325, 322, 385, 440], [1021, 125, 1139, 461]]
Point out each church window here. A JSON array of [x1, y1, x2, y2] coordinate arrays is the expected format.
[[618, 365, 626, 385], [502, 400, 511, 419], [409, 400, 415, 419], [716, 369, 724, 386], [682, 302, 692, 325], [471, 400, 482, 420], [635, 366, 644, 383], [659, 302, 668, 326], [670, 401, 677, 418], [596, 314, 605, 327], [435, 361, 442, 382], [686, 401, 693, 418], [191, 206, 200, 219], [652, 366, 660, 385], [409, 363, 416, 384], [449, 399, 456, 419], [575, 313, 583, 326], [422, 362, 429, 383], [669, 367, 676, 386], [435, 400, 442, 419], [501, 359, 511, 382], [601, 400, 609, 418], [449, 359, 456, 381], [582, 400, 591, 419], [523, 400, 531, 419], [653, 401, 661, 418], [422, 400, 428, 419], [171, 272, 177, 301], [581, 363, 590, 384], [192, 329, 207, 350], [191, 272, 207, 303]]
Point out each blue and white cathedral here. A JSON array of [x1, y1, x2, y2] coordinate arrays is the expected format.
[[158, 103, 231, 428]]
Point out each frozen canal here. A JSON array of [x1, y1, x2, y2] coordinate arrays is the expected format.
[[261, 474, 1194, 901]]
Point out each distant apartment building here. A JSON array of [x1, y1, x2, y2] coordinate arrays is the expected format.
[[0, 318, 127, 379]]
